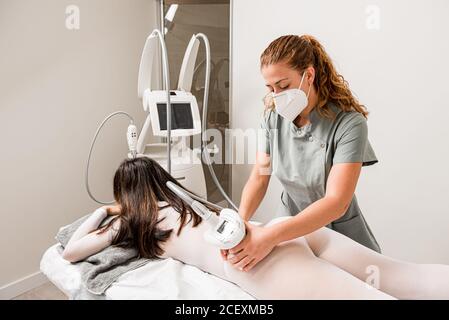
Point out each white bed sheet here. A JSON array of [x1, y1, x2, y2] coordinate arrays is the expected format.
[[40, 244, 255, 300]]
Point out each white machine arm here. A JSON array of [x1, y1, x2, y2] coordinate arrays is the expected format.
[[177, 35, 200, 92], [137, 29, 172, 173]]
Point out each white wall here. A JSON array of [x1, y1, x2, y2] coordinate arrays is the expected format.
[[231, 0, 449, 263], [0, 0, 157, 290]]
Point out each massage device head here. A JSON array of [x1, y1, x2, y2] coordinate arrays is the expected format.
[[166, 181, 246, 249], [204, 208, 246, 250]]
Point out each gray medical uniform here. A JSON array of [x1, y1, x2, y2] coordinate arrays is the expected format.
[[258, 102, 381, 253]]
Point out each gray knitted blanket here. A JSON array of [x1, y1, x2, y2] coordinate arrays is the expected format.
[[55, 213, 151, 296]]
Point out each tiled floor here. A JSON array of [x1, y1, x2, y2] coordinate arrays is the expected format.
[[12, 281, 68, 300]]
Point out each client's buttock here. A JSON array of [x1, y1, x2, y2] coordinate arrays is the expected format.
[[223, 216, 319, 299], [158, 209, 324, 299]]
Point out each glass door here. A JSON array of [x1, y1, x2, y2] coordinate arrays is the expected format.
[[161, 0, 231, 205]]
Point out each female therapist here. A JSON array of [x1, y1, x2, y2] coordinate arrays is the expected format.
[[223, 34, 381, 271]]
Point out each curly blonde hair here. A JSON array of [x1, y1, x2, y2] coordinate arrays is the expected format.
[[260, 35, 368, 119]]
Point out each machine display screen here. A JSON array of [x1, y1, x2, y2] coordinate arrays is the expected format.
[[157, 103, 194, 130]]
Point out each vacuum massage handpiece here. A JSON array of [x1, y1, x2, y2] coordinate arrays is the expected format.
[[127, 124, 138, 158], [166, 181, 246, 249], [205, 208, 246, 250]]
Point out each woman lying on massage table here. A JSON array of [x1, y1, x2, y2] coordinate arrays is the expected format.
[[62, 157, 449, 299]]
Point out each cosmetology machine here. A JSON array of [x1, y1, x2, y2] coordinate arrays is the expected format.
[[136, 30, 206, 198], [85, 29, 237, 211]]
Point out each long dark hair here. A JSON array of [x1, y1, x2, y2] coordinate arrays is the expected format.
[[99, 157, 217, 259]]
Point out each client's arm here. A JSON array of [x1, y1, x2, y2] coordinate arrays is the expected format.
[[62, 206, 120, 263]]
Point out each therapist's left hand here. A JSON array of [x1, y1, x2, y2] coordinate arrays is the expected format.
[[226, 221, 277, 272]]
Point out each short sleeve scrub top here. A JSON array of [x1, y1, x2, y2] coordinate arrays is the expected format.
[[258, 102, 381, 253]]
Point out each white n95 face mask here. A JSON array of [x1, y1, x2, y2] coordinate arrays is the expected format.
[[272, 71, 311, 122]]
